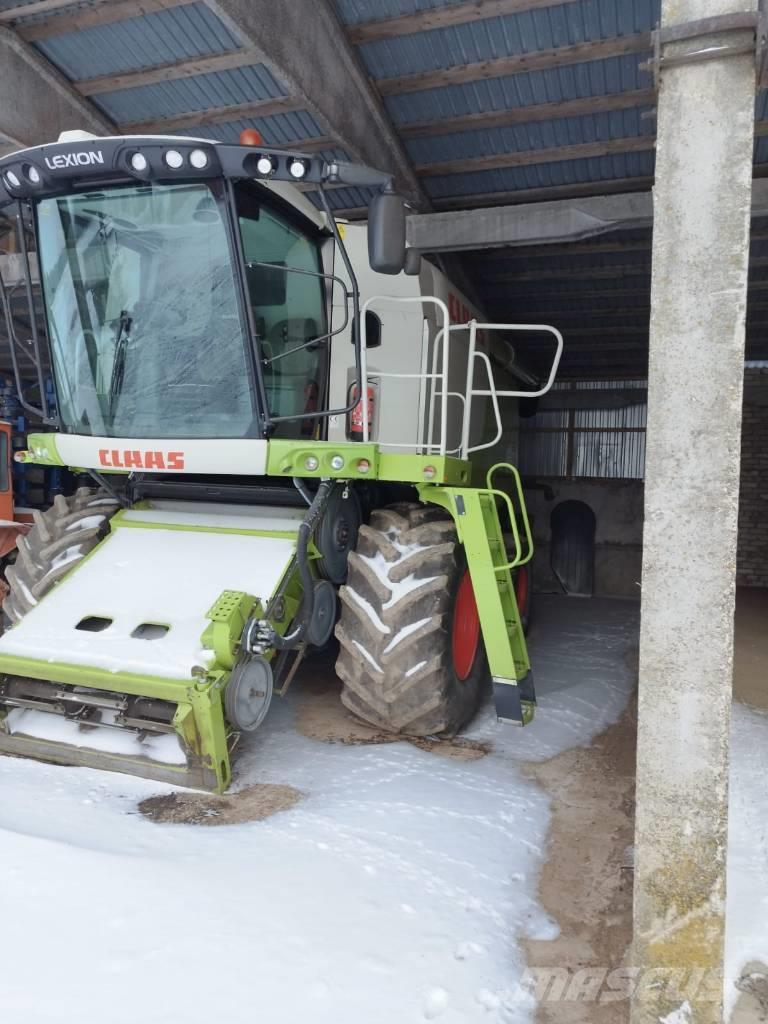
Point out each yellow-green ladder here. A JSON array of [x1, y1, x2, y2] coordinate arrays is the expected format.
[[419, 462, 535, 725]]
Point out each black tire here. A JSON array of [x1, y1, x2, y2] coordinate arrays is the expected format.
[[335, 501, 486, 736], [3, 488, 120, 625]]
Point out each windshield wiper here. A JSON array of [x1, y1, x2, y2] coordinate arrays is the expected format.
[[108, 309, 132, 415]]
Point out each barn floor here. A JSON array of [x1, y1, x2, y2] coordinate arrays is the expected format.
[[0, 595, 764, 1024]]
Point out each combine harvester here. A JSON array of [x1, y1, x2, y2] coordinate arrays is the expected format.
[[0, 130, 561, 791]]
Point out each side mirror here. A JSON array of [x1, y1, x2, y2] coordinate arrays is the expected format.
[[368, 190, 406, 274], [404, 248, 421, 276]]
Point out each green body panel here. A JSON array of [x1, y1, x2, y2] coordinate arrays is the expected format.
[[0, 511, 303, 793], [0, 651, 231, 789], [267, 440, 472, 485], [117, 516, 299, 540], [23, 434, 473, 487], [203, 590, 260, 670], [5, 440, 536, 784], [16, 432, 63, 466]]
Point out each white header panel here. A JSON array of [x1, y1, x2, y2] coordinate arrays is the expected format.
[[39, 436, 269, 476]]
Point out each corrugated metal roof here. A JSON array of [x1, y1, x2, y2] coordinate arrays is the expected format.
[[0, 0, 757, 379], [422, 150, 656, 198], [350, 0, 657, 81], [173, 111, 325, 147], [385, 55, 649, 124], [36, 3, 240, 81], [92, 65, 289, 124], [306, 185, 382, 211], [405, 107, 652, 164], [335, 0, 467, 24]]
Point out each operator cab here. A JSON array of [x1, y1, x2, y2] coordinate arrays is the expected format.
[[0, 130, 407, 443]]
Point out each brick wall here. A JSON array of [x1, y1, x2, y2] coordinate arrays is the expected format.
[[737, 367, 768, 587]]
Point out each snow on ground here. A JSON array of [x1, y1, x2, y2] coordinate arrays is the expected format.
[[725, 701, 768, 1017], [0, 597, 640, 1024]]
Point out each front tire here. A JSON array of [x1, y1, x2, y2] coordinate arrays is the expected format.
[[3, 488, 119, 624], [335, 502, 486, 736]]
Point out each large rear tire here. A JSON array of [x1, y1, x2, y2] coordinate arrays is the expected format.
[[335, 502, 486, 736], [3, 488, 119, 625]]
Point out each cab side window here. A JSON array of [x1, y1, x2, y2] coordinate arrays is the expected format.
[[235, 186, 328, 437]]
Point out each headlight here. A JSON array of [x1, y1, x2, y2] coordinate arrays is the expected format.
[[163, 149, 184, 169], [26, 166, 41, 185], [288, 158, 309, 180], [4, 170, 20, 189], [256, 154, 277, 176], [189, 148, 209, 169], [130, 152, 148, 172]]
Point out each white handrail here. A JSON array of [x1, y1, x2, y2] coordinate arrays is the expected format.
[[472, 322, 564, 399], [466, 351, 503, 455], [358, 299, 563, 460]]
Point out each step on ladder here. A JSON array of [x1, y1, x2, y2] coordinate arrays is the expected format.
[[421, 462, 535, 725]]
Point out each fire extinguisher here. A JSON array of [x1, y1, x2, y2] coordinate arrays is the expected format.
[[347, 380, 376, 442]]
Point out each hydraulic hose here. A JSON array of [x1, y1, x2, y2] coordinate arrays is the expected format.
[[268, 478, 333, 651]]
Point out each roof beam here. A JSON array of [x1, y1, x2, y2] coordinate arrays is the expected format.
[[17, 0, 197, 43], [430, 176, 656, 211], [484, 278, 768, 299], [409, 179, 768, 253], [121, 96, 306, 135], [474, 228, 768, 262], [377, 34, 652, 96], [418, 119, 768, 179], [472, 237, 652, 260], [75, 48, 261, 96], [203, 0, 428, 205], [0, 25, 113, 148], [346, 0, 583, 44], [487, 255, 768, 282], [0, 0, 93, 23], [416, 134, 654, 177], [399, 89, 657, 139]]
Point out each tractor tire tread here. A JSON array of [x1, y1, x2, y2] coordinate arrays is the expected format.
[[2, 487, 119, 625], [335, 501, 485, 736]]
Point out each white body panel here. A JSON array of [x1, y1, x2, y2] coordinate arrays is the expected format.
[[0, 506, 296, 679], [37, 436, 269, 475], [326, 225, 521, 467], [122, 500, 305, 533]]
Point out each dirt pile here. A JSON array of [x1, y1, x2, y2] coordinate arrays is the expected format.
[[295, 676, 488, 760], [139, 783, 302, 825]]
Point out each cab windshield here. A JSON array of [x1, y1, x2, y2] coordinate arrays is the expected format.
[[36, 181, 256, 438]]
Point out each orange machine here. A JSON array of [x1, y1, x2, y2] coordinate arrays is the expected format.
[[0, 421, 30, 600]]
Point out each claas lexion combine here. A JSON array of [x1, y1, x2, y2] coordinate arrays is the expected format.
[[0, 130, 562, 791]]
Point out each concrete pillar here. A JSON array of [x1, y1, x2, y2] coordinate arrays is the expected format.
[[631, 2, 756, 1023]]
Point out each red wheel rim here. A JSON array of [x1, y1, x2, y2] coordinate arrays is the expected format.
[[515, 565, 529, 615], [452, 570, 481, 681]]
